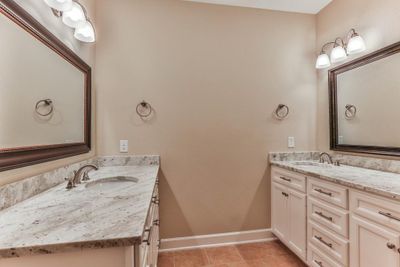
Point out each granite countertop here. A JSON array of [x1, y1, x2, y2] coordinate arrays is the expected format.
[[271, 160, 400, 200], [0, 165, 159, 258]]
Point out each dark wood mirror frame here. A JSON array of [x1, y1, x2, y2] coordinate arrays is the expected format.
[[0, 0, 91, 172], [329, 41, 400, 156]]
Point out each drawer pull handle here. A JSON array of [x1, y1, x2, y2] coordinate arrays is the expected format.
[[379, 211, 400, 222], [387, 243, 396, 250], [142, 227, 152, 245], [281, 192, 289, 197], [314, 188, 333, 197], [153, 219, 160, 226], [315, 211, 333, 222], [280, 176, 291, 182], [315, 235, 333, 248], [314, 260, 324, 267]]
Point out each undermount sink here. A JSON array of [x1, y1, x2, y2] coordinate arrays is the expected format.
[[292, 161, 333, 168], [85, 176, 139, 189]]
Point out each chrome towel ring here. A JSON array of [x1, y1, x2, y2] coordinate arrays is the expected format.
[[35, 99, 54, 117], [345, 104, 357, 119], [274, 104, 289, 120], [136, 101, 153, 118]]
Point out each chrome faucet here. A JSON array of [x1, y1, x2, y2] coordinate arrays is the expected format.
[[66, 164, 98, 189], [319, 152, 340, 166], [319, 152, 333, 164]]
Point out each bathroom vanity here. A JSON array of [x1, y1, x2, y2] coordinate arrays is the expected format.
[[270, 153, 400, 267], [0, 156, 160, 267]]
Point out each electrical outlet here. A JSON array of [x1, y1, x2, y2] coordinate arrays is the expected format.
[[120, 140, 129, 153], [288, 137, 295, 148]]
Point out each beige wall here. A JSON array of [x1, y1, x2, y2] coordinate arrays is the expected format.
[[95, 0, 317, 238], [0, 0, 96, 185], [316, 0, 400, 152]]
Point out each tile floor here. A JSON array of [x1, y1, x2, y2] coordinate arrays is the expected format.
[[158, 241, 307, 267]]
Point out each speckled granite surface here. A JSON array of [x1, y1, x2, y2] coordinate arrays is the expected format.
[[0, 158, 97, 212], [270, 159, 400, 200], [0, 156, 159, 259]]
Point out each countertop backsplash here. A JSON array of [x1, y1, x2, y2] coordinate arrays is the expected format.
[[0, 155, 160, 212]]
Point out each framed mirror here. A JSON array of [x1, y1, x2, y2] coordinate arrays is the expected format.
[[0, 0, 91, 171], [329, 41, 400, 156]]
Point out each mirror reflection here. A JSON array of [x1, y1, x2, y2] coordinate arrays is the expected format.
[[336, 52, 400, 147], [0, 13, 85, 150]]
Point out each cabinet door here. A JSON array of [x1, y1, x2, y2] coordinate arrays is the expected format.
[[272, 182, 289, 241], [288, 188, 307, 259], [350, 215, 400, 267]]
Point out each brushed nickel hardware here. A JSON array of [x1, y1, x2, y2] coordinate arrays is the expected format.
[[280, 176, 291, 182], [315, 211, 333, 222], [136, 101, 153, 118], [35, 99, 54, 117], [274, 104, 289, 120], [379, 211, 400, 222], [314, 260, 324, 267], [66, 164, 98, 189], [319, 152, 333, 164], [387, 242, 396, 250], [314, 188, 333, 197], [315, 235, 333, 248], [281, 192, 289, 197], [345, 104, 357, 119], [143, 227, 152, 245]]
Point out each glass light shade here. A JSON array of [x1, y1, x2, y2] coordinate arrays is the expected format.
[[43, 0, 73, 12], [62, 2, 86, 28], [74, 20, 95, 43], [316, 53, 331, 69], [331, 46, 347, 63], [347, 35, 366, 55]]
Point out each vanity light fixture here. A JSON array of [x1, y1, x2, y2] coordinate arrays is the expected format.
[[43, 0, 73, 12], [62, 1, 86, 28], [43, 0, 96, 43], [316, 29, 366, 69]]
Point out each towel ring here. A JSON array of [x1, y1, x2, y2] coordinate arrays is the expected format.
[[136, 101, 153, 118], [345, 104, 357, 119], [274, 104, 289, 120], [35, 99, 54, 117]]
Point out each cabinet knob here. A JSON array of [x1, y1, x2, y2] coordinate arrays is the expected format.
[[387, 243, 396, 250]]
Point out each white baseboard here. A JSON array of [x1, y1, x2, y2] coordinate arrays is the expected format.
[[159, 229, 276, 252]]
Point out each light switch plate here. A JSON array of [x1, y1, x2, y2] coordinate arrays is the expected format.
[[120, 140, 129, 153], [288, 137, 295, 148]]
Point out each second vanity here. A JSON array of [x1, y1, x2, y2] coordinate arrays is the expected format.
[[0, 156, 160, 267], [270, 152, 400, 267]]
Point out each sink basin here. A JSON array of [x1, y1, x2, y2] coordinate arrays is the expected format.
[[292, 161, 333, 168], [85, 176, 139, 189]]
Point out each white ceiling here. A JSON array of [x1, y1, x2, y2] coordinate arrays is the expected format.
[[184, 0, 333, 14]]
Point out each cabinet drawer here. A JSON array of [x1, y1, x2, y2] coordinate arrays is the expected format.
[[308, 178, 348, 209], [272, 167, 306, 193], [308, 243, 343, 267], [350, 190, 400, 232], [308, 197, 349, 238], [308, 220, 349, 266]]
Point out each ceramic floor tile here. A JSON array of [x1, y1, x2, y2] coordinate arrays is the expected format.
[[158, 241, 305, 267], [205, 246, 243, 264], [174, 249, 210, 267]]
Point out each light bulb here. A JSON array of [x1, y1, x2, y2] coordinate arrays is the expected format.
[[316, 53, 331, 69], [347, 35, 366, 55], [43, 0, 73, 12], [62, 2, 86, 28], [331, 46, 347, 63], [74, 20, 95, 43]]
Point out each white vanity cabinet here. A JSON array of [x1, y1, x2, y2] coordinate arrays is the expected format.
[[350, 190, 400, 267], [271, 166, 400, 267], [271, 167, 307, 261]]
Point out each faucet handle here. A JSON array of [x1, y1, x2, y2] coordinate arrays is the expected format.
[[82, 171, 91, 182]]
